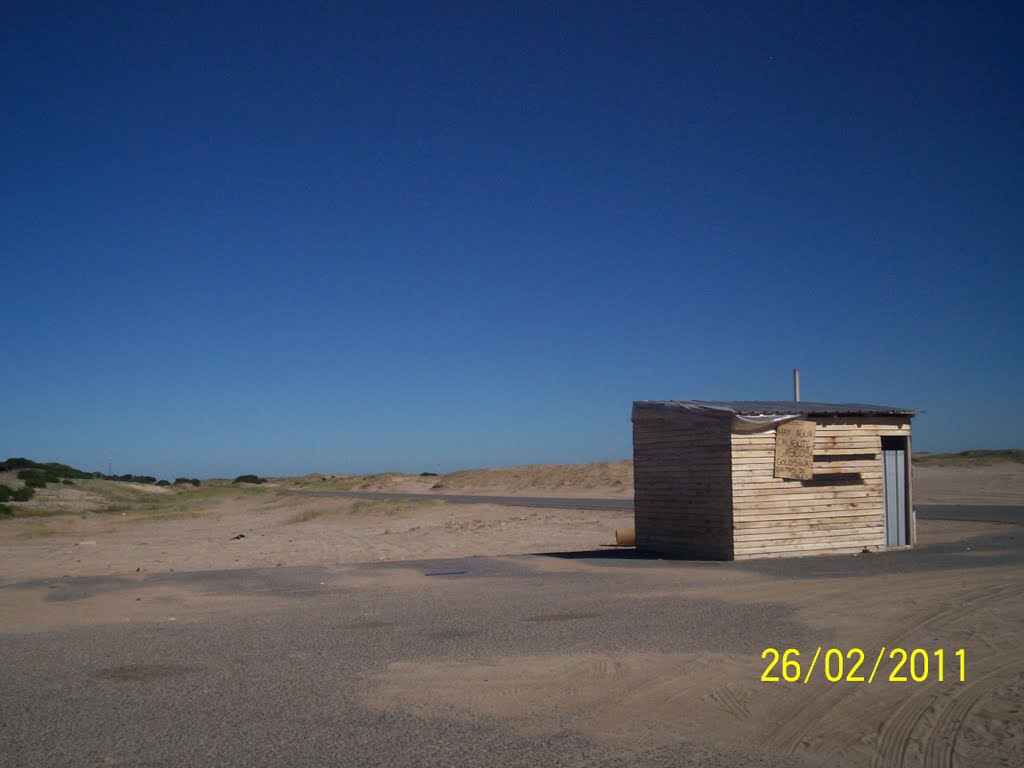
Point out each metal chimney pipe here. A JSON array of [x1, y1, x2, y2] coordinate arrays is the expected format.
[[793, 368, 801, 402]]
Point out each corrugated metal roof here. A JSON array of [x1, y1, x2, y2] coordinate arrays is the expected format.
[[635, 400, 917, 417]]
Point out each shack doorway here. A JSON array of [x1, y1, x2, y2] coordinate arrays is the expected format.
[[882, 436, 909, 546]]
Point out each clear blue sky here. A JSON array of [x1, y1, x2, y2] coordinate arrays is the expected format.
[[2, 2, 1021, 479]]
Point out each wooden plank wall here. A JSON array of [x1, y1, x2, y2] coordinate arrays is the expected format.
[[731, 417, 912, 559], [633, 412, 733, 559]]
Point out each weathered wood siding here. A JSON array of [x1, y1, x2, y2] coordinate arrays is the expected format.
[[731, 417, 912, 559], [633, 411, 733, 559]]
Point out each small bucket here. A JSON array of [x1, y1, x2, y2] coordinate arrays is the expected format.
[[614, 528, 635, 547]]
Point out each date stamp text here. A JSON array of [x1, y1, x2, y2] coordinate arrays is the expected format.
[[761, 647, 966, 683]]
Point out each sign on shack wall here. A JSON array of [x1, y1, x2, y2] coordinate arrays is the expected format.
[[774, 420, 816, 480]]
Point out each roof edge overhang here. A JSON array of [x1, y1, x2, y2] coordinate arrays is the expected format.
[[632, 400, 918, 434]]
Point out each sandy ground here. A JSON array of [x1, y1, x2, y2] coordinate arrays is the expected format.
[[0, 491, 633, 582], [368, 531, 1023, 766], [1, 517, 1020, 767], [913, 462, 1024, 505], [2, 461, 1018, 584], [1, 461, 1022, 766]]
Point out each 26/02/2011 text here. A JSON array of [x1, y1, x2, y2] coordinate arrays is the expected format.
[[761, 648, 966, 683]]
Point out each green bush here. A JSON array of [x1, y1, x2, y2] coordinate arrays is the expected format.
[[18, 469, 56, 488], [0, 503, 12, 517], [233, 474, 265, 484], [2, 458, 92, 479], [114, 474, 156, 484], [190, 478, 201, 487], [0, 485, 11, 502], [156, 479, 171, 487], [0, 458, 39, 472], [99, 474, 158, 484], [61, 479, 74, 485], [4, 457, 165, 489], [12, 486, 35, 502], [39, 462, 92, 480]]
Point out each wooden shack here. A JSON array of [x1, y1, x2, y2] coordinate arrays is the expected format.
[[632, 400, 917, 560]]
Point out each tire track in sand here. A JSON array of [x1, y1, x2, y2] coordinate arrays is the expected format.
[[922, 660, 1024, 768], [871, 596, 1023, 768], [764, 581, 1020, 758]]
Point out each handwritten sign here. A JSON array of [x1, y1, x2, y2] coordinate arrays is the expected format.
[[774, 420, 816, 480]]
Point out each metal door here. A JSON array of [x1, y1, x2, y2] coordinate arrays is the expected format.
[[883, 447, 907, 546]]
